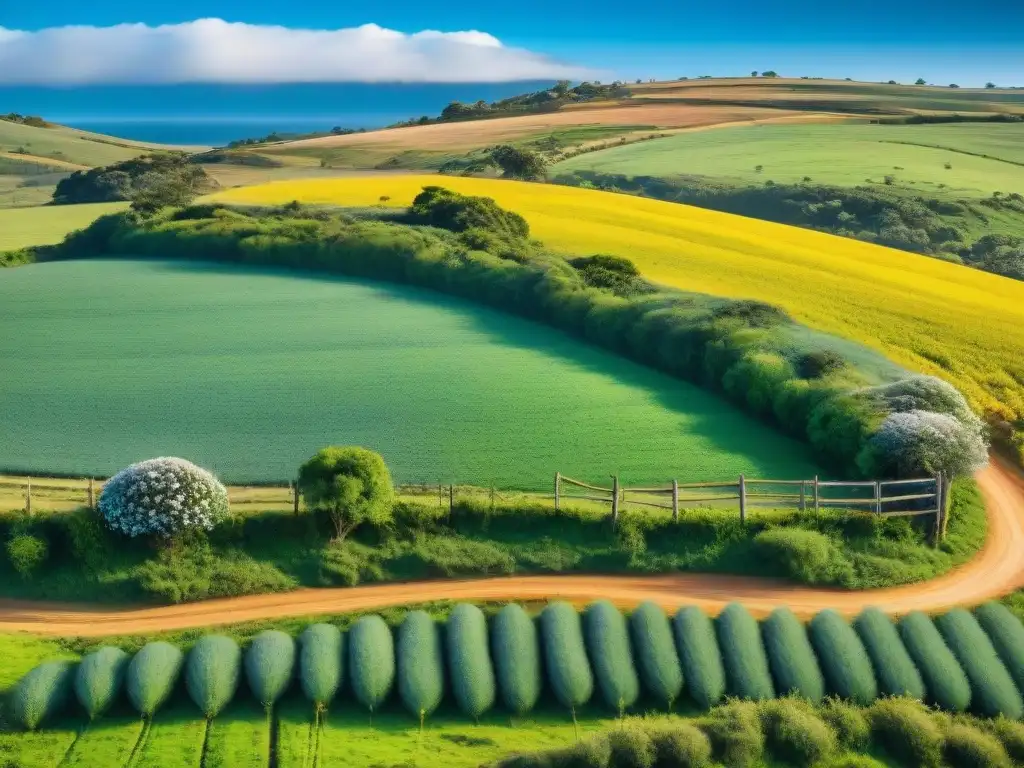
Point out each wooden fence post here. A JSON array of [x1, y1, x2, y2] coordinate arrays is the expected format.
[[25, 477, 31, 517], [934, 473, 943, 547], [554, 472, 561, 511], [874, 481, 882, 515], [738, 474, 746, 525], [672, 479, 679, 523], [813, 476, 819, 516], [611, 475, 620, 524], [88, 477, 95, 510], [292, 480, 299, 516], [799, 481, 806, 512]]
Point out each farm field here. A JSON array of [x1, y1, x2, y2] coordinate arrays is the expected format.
[[209, 175, 1024, 436], [554, 123, 1024, 198], [0, 202, 126, 250], [0, 258, 821, 486]]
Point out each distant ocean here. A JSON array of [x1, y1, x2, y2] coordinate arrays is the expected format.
[[0, 82, 554, 146]]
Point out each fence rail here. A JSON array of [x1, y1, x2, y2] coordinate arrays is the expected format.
[[555, 471, 951, 543]]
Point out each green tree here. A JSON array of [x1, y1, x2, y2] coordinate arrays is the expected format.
[[489, 145, 548, 181], [915, 78, 926, 85], [297, 447, 395, 540], [751, 71, 759, 77], [761, 70, 779, 78], [949, 83, 960, 89], [986, 82, 997, 89]]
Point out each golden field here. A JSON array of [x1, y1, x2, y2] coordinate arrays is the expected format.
[[210, 176, 1024, 429]]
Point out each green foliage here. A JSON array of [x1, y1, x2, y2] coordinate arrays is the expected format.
[[10, 661, 75, 730], [868, 697, 943, 768], [935, 608, 1024, 718], [649, 723, 713, 767], [607, 727, 655, 768], [490, 603, 543, 715], [716, 603, 775, 701], [628, 601, 683, 708], [986, 717, 1024, 764], [758, 697, 838, 766], [298, 623, 344, 707], [397, 610, 445, 718], [6, 533, 48, 578], [74, 646, 129, 719], [819, 697, 870, 751], [297, 446, 395, 540], [673, 606, 726, 709], [568, 254, 652, 298], [852, 607, 925, 699], [807, 610, 877, 705], [53, 153, 213, 207], [700, 700, 765, 768], [126, 641, 184, 717], [583, 600, 640, 711], [411, 185, 530, 240], [185, 635, 241, 718], [445, 603, 496, 718], [761, 607, 825, 703], [974, 601, 1024, 695], [943, 722, 1012, 768], [490, 145, 549, 181], [539, 601, 594, 710], [348, 614, 395, 712], [753, 529, 853, 585], [244, 630, 296, 709], [899, 610, 972, 712]]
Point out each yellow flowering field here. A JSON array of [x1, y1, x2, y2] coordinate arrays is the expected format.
[[210, 175, 1024, 429]]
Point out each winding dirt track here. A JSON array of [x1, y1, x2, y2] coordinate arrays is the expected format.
[[2, 461, 1023, 637]]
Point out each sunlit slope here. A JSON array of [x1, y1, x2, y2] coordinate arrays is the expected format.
[[210, 176, 1024, 424]]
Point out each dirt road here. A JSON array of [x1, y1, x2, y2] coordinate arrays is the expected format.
[[1, 461, 1022, 637]]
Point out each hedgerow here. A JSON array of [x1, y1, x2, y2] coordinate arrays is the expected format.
[[673, 606, 726, 709], [299, 623, 344, 707], [74, 646, 129, 719], [852, 607, 925, 699], [10, 661, 75, 730], [935, 608, 1024, 718], [490, 603, 542, 715], [583, 600, 640, 711], [700, 700, 765, 767], [943, 722, 1012, 768], [608, 726, 656, 768], [761, 607, 825, 703], [628, 600, 683, 709], [820, 697, 870, 751], [539, 601, 594, 711], [758, 697, 838, 766], [716, 603, 775, 701], [986, 717, 1024, 764], [899, 610, 972, 712], [446, 603, 496, 719], [348, 614, 395, 713], [185, 634, 241, 718], [974, 601, 1024, 694], [868, 697, 943, 768], [397, 610, 445, 719], [649, 722, 713, 768], [127, 641, 184, 717], [808, 610, 877, 705], [245, 630, 296, 709]]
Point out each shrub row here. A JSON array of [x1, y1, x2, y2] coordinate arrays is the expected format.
[[12, 600, 1024, 730]]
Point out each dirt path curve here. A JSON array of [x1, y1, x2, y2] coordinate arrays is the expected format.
[[2, 460, 1023, 637]]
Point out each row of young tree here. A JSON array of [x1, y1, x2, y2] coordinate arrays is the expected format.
[[11, 598, 1024, 731]]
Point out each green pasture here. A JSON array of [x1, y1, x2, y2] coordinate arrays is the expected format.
[[0, 259, 821, 487], [555, 123, 1024, 197], [0, 120, 192, 169], [0, 203, 126, 250]]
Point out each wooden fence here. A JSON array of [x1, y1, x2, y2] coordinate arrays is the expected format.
[[554, 472, 952, 542]]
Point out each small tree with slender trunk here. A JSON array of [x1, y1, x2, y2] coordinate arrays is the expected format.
[[297, 447, 395, 540]]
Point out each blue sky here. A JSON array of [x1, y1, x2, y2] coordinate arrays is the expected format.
[[2, 0, 1020, 86]]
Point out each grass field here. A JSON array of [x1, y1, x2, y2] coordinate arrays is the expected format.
[[209, 175, 1024, 436], [554, 122, 1024, 198], [0, 202, 126, 249], [0, 258, 820, 486], [0, 120, 199, 168]]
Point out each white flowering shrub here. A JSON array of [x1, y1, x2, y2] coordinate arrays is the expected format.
[[99, 457, 229, 537], [858, 410, 989, 479], [864, 375, 983, 433]]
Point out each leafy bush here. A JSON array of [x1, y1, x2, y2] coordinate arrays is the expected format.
[[53, 153, 213, 205], [899, 610, 972, 712], [868, 697, 942, 768], [245, 630, 296, 709], [490, 603, 542, 715], [753, 528, 853, 586], [649, 723, 713, 767], [299, 623, 344, 707], [10, 661, 75, 730], [607, 727, 655, 768], [397, 610, 445, 719], [935, 608, 1024, 718], [761, 607, 825, 703], [716, 603, 775, 701], [583, 600, 640, 711], [126, 641, 184, 717], [99, 457, 229, 537], [700, 700, 765, 768], [411, 185, 530, 240], [673, 606, 726, 709], [6, 533, 47, 578], [852, 607, 925, 699], [185, 635, 241, 718], [758, 697, 837, 766], [446, 603, 496, 719], [974, 602, 1024, 694], [943, 722, 1012, 768], [628, 601, 683, 709], [297, 446, 395, 540], [808, 609, 877, 705], [860, 409, 987, 479], [986, 717, 1024, 763], [539, 601, 594, 710], [555, 734, 612, 767], [74, 646, 130, 719], [825, 757, 887, 768], [348, 614, 395, 713], [819, 697, 870, 751]]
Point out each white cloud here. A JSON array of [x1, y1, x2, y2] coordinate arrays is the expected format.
[[0, 19, 595, 84]]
